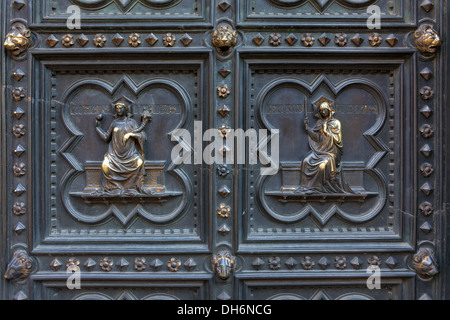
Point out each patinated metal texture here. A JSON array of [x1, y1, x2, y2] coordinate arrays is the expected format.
[[0, 0, 448, 300]]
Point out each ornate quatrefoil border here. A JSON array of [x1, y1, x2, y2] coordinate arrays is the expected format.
[[59, 76, 193, 226], [255, 75, 389, 226]]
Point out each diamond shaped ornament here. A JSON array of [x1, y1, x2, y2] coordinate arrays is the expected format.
[[116, 258, 129, 271], [50, 259, 62, 271], [12, 69, 25, 81], [14, 184, 26, 196], [13, 107, 25, 120], [385, 34, 398, 47], [217, 292, 231, 301], [420, 182, 434, 196], [219, 68, 232, 78], [14, 291, 28, 300], [318, 257, 330, 269], [112, 33, 124, 46], [218, 105, 231, 117], [184, 258, 197, 271], [47, 35, 59, 47], [77, 34, 89, 47], [12, 0, 26, 10], [180, 34, 193, 46], [14, 222, 26, 235], [84, 258, 97, 271], [285, 33, 298, 46], [218, 224, 231, 235], [146, 33, 159, 46], [150, 258, 163, 271], [285, 257, 298, 270], [420, 106, 433, 119], [311, 0, 332, 11], [218, 1, 231, 12], [253, 34, 265, 46], [420, 67, 433, 81], [252, 257, 265, 270], [420, 222, 433, 234], [14, 144, 26, 157], [350, 257, 362, 270], [351, 34, 364, 47], [420, 144, 433, 157], [420, 0, 434, 12], [318, 33, 330, 46], [385, 256, 398, 269], [114, 0, 135, 12]]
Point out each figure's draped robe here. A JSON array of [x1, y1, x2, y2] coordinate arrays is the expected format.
[[97, 118, 146, 194], [300, 118, 354, 194]]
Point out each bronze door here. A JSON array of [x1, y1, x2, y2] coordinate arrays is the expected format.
[[1, 0, 448, 300]]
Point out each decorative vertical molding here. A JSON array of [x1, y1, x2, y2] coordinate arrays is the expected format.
[[213, 0, 236, 300], [415, 0, 443, 300], [3, 0, 31, 300]]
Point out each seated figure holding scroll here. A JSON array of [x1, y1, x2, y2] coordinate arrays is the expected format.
[[296, 100, 354, 195]]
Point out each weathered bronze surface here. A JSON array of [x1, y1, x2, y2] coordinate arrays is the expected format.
[[0, 0, 448, 301]]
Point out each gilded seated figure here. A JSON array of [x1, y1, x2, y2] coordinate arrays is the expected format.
[[95, 100, 151, 196], [296, 101, 354, 195]]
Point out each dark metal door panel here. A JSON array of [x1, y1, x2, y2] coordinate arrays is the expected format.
[[1, 0, 447, 300]]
